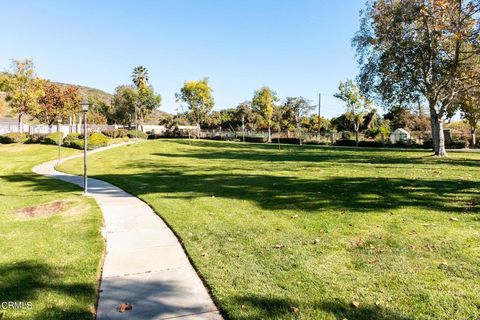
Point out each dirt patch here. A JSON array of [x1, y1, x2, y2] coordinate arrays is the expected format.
[[15, 200, 72, 218]]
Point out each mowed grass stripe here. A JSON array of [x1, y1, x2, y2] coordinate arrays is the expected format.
[[59, 139, 480, 320]]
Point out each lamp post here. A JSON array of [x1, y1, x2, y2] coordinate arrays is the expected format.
[[57, 118, 62, 164], [81, 99, 90, 194], [134, 105, 138, 142]]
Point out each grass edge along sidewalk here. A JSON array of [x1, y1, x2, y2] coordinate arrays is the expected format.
[[58, 139, 480, 320], [0, 144, 104, 320]]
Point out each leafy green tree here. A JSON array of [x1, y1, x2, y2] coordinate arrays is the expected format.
[[354, 0, 480, 156], [283, 97, 314, 145], [136, 85, 161, 131], [175, 78, 215, 137], [304, 115, 330, 133], [334, 79, 372, 146], [252, 86, 278, 142], [89, 95, 113, 124], [271, 105, 285, 145], [2, 59, 44, 132], [111, 85, 137, 125], [456, 90, 480, 146], [384, 106, 431, 134], [236, 101, 258, 131], [130, 66, 161, 131]]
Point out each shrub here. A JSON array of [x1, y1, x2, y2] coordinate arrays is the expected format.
[[63, 132, 109, 150], [334, 139, 357, 147], [63, 132, 110, 150], [127, 130, 148, 139], [102, 129, 129, 138], [0, 132, 28, 144], [244, 136, 267, 143], [304, 140, 330, 146], [450, 140, 469, 149], [63, 133, 82, 149], [358, 140, 383, 148], [423, 139, 433, 149], [44, 132, 62, 145], [26, 133, 48, 144], [87, 132, 110, 150], [421, 139, 468, 150], [273, 138, 300, 145], [147, 133, 164, 140]]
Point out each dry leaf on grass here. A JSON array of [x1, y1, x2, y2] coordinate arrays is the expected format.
[[290, 306, 299, 313], [273, 243, 286, 249], [351, 301, 360, 308]]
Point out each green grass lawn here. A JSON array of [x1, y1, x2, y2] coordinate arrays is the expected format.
[[0, 144, 104, 320], [59, 139, 480, 320]]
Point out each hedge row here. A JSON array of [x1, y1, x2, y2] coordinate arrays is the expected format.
[[333, 139, 470, 149], [0, 131, 139, 150]]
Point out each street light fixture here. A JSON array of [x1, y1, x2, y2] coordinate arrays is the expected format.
[[80, 99, 90, 194]]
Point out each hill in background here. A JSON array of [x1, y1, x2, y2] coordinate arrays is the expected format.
[[1, 82, 170, 125]]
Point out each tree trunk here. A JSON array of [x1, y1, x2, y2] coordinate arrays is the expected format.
[[432, 116, 447, 156], [267, 123, 271, 142], [18, 113, 23, 133], [471, 127, 476, 147], [430, 117, 436, 152], [196, 122, 201, 139], [355, 130, 359, 147]]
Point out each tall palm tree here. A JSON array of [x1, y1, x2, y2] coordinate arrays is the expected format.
[[132, 66, 149, 88]]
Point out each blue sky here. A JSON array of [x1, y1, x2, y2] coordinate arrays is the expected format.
[[0, 0, 365, 118]]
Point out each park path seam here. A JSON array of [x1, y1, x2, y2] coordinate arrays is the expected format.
[[32, 143, 222, 320]]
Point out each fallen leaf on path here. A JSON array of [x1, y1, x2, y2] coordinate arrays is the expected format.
[[117, 303, 133, 313]]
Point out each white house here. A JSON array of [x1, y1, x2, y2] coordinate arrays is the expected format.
[[390, 128, 410, 144]]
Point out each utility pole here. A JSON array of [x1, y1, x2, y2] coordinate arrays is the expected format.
[[318, 92, 321, 135]]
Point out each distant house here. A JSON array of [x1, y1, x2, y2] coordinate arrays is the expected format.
[[390, 128, 410, 144]]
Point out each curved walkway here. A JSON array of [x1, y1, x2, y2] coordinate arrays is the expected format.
[[33, 144, 222, 320]]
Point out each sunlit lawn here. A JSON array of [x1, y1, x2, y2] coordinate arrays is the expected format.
[[0, 144, 103, 320], [59, 139, 480, 320]]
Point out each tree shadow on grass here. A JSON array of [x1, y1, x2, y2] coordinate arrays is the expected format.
[[227, 294, 413, 320], [0, 173, 80, 197], [162, 139, 480, 168], [0, 261, 96, 320], [90, 165, 479, 214]]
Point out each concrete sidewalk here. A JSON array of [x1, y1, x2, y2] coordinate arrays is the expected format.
[[33, 144, 222, 320]]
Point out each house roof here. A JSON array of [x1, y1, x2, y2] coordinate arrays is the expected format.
[[392, 128, 410, 135]]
